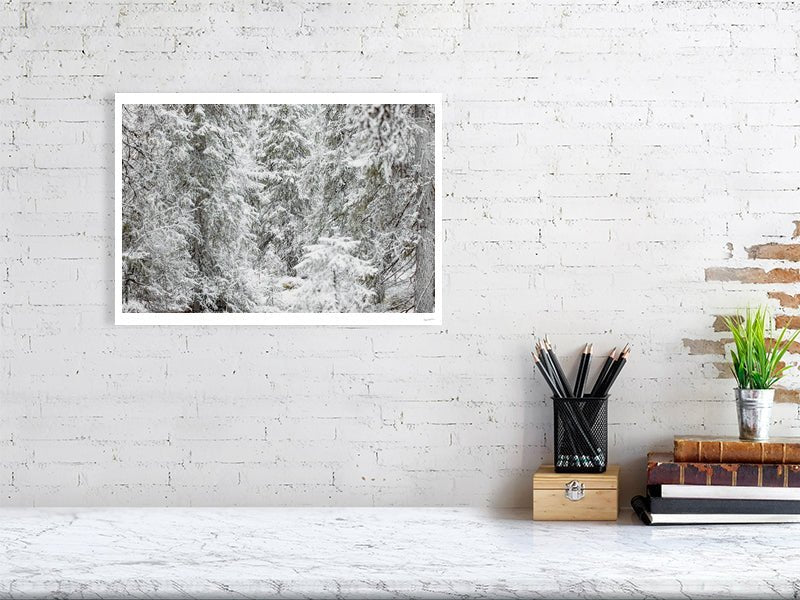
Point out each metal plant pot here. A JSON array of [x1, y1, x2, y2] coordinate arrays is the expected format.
[[735, 388, 775, 441]]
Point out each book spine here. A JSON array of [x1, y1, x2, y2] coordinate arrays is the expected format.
[[630, 495, 652, 526], [648, 496, 800, 514], [674, 438, 800, 464], [647, 461, 800, 487]]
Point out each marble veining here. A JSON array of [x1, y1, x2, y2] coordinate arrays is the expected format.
[[1, 507, 799, 599]]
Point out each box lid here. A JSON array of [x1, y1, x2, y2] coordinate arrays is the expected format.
[[533, 465, 619, 490]]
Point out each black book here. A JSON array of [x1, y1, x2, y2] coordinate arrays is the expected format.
[[648, 495, 800, 514], [631, 495, 800, 525]]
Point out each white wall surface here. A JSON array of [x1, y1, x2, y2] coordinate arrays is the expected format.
[[2, 0, 800, 506]]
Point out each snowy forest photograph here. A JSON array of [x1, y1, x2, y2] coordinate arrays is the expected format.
[[115, 93, 441, 325]]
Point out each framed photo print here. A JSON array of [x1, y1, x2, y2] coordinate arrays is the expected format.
[[115, 93, 442, 325]]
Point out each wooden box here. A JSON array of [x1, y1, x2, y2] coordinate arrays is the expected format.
[[533, 465, 619, 521]]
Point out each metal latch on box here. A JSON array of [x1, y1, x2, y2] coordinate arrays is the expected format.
[[564, 480, 585, 501]]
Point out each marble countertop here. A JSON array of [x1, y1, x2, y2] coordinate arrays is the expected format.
[[0, 507, 798, 599]]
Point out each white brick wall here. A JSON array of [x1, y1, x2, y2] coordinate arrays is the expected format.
[[2, 0, 800, 507]]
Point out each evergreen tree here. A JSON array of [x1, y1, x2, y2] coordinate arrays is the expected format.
[[283, 237, 376, 312], [121, 104, 198, 312], [253, 104, 311, 273], [342, 104, 436, 312], [303, 105, 360, 238], [184, 104, 260, 312]]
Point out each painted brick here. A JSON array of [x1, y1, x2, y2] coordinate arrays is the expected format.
[[2, 0, 800, 510]]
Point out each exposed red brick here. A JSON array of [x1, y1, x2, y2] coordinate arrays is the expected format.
[[769, 292, 800, 308], [747, 243, 800, 261], [713, 315, 740, 332], [682, 338, 728, 355], [794, 221, 800, 239], [714, 315, 742, 331], [775, 315, 800, 330], [714, 362, 735, 379], [766, 338, 800, 354], [715, 362, 790, 379], [714, 315, 800, 341], [705, 267, 800, 284], [776, 389, 800, 404]]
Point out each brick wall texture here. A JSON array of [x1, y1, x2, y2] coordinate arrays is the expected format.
[[1, 0, 800, 506]]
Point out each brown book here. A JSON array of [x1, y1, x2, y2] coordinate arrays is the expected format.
[[674, 435, 800, 464], [647, 452, 800, 487]]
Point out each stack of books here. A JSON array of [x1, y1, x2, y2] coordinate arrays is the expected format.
[[632, 435, 800, 525]]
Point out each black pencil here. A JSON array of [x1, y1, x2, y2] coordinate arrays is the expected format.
[[535, 342, 555, 389], [589, 347, 616, 397], [573, 343, 591, 398], [598, 343, 628, 394], [598, 345, 630, 397], [538, 340, 567, 397], [544, 335, 572, 397], [532, 351, 562, 398], [572, 343, 586, 397]]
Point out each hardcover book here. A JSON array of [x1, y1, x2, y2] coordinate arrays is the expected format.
[[648, 484, 800, 501], [647, 452, 800, 487], [674, 435, 800, 464], [631, 495, 800, 525], [647, 495, 800, 514]]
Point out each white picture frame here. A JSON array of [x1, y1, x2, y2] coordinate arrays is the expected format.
[[115, 92, 443, 326]]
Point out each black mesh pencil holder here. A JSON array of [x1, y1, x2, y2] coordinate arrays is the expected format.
[[553, 396, 608, 473]]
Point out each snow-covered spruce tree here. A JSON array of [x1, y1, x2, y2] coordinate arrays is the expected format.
[[184, 104, 261, 312], [121, 104, 198, 312], [341, 104, 436, 313], [253, 104, 311, 274], [302, 105, 360, 238], [283, 236, 376, 313]]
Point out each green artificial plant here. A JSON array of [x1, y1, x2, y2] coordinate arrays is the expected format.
[[724, 307, 799, 390]]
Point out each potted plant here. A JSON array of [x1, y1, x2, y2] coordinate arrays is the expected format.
[[724, 307, 799, 441]]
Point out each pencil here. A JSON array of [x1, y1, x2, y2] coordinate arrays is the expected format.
[[573, 343, 591, 398], [589, 347, 616, 398], [532, 351, 562, 398], [539, 340, 568, 397], [544, 335, 572, 398], [598, 343, 629, 394], [598, 345, 630, 397], [536, 342, 557, 393]]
